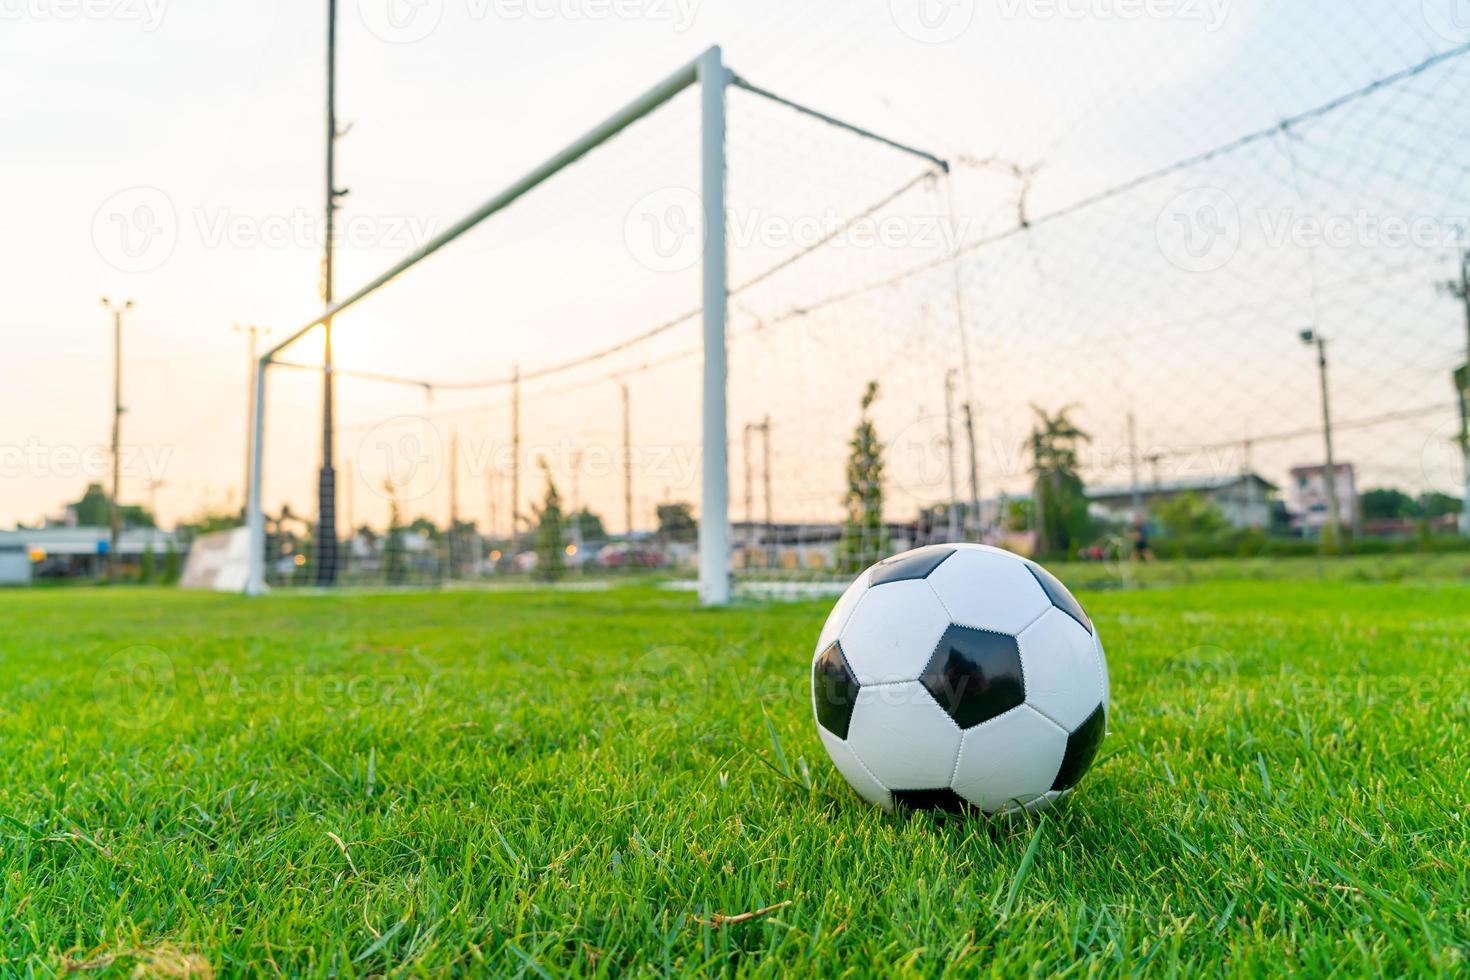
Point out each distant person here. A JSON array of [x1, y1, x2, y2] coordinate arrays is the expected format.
[[1132, 517, 1155, 562]]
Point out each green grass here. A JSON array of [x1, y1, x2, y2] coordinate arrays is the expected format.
[[1, 563, 1468, 976]]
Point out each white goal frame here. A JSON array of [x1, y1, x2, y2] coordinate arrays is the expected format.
[[245, 45, 947, 605]]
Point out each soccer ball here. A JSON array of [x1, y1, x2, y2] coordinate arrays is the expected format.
[[812, 544, 1110, 815]]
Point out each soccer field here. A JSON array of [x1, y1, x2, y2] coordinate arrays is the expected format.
[[2, 564, 1468, 975]]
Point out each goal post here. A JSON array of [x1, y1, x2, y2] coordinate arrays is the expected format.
[[697, 46, 730, 607], [244, 45, 952, 604], [247, 46, 734, 602]]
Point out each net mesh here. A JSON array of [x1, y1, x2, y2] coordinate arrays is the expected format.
[[258, 42, 1470, 588]]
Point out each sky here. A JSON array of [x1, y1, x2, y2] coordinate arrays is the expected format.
[[3, 0, 1468, 531]]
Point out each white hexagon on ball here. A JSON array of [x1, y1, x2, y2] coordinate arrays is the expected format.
[[1018, 607, 1106, 731], [951, 704, 1068, 813], [846, 681, 961, 792], [927, 546, 1051, 636], [837, 579, 951, 684]]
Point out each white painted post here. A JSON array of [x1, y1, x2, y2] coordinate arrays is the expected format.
[[245, 356, 268, 595], [698, 46, 731, 606]]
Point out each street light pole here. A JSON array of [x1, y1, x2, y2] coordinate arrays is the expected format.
[[316, 0, 348, 585], [101, 297, 132, 581], [1300, 329, 1343, 547]]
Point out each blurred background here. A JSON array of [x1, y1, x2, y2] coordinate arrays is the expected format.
[[3, 0, 1468, 588]]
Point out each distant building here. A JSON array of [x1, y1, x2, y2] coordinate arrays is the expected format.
[[0, 534, 30, 585], [1087, 473, 1278, 529], [0, 526, 185, 581], [1288, 463, 1359, 534]]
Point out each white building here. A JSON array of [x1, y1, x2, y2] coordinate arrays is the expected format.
[[0, 534, 31, 585], [1087, 473, 1278, 530], [1288, 463, 1359, 534]]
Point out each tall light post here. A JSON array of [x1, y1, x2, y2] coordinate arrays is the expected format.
[[234, 324, 270, 515], [101, 297, 133, 581], [1300, 328, 1343, 547], [316, 0, 349, 585]]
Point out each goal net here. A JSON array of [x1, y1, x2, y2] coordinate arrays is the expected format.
[[250, 42, 1470, 599], [248, 47, 953, 600]]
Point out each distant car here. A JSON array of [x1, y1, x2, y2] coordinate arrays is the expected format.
[[598, 544, 665, 569]]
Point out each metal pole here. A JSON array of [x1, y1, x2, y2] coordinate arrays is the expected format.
[[698, 46, 731, 606], [944, 370, 960, 542], [1127, 411, 1142, 522], [245, 355, 268, 595], [621, 380, 633, 538], [110, 307, 123, 581], [1313, 335, 1343, 546], [315, 0, 341, 586], [945, 180, 982, 543], [511, 366, 521, 557], [743, 421, 753, 555], [448, 427, 460, 576], [1460, 253, 1470, 536], [761, 416, 773, 570], [101, 298, 131, 581], [963, 402, 980, 540]]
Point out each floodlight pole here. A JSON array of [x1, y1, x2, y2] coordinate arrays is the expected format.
[[698, 46, 731, 606], [315, 0, 344, 586]]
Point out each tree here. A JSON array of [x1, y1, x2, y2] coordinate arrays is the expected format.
[[161, 541, 181, 584], [1361, 488, 1417, 521], [838, 381, 887, 573], [1420, 492, 1464, 519], [656, 502, 697, 543], [139, 543, 156, 583], [179, 508, 244, 536], [534, 469, 567, 582], [1029, 405, 1092, 557], [69, 482, 154, 528], [409, 517, 442, 539], [1155, 492, 1228, 538], [571, 507, 607, 542]]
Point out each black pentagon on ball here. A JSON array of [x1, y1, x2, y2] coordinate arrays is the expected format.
[[892, 788, 974, 814], [1051, 703, 1106, 791], [812, 641, 861, 739], [919, 624, 1026, 729], [869, 545, 956, 586], [1025, 560, 1093, 635]]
